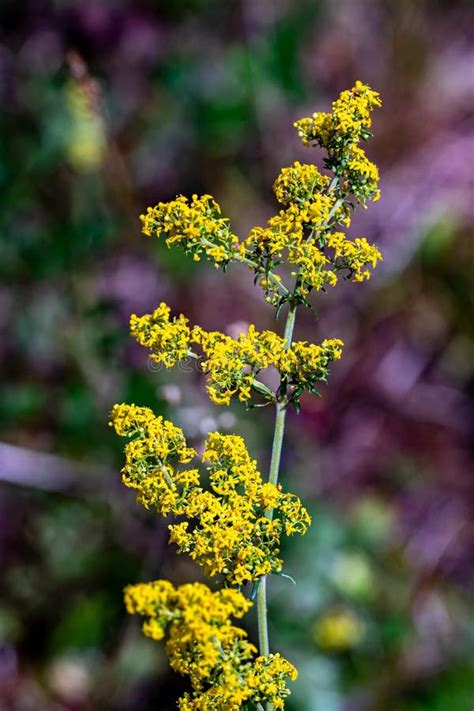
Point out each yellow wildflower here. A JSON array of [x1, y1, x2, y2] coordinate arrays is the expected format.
[[130, 301, 191, 368], [327, 232, 382, 281], [273, 161, 330, 205], [125, 580, 297, 710], [169, 431, 311, 585], [294, 81, 382, 206], [111, 407, 311, 585], [130, 306, 345, 408], [294, 81, 381, 148], [109, 403, 197, 515], [111, 83, 384, 710], [140, 194, 239, 267]]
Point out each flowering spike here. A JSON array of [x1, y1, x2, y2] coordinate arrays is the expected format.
[[112, 82, 382, 709]]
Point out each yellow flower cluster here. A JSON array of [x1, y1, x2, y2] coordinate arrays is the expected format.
[[285, 233, 382, 292], [130, 302, 191, 368], [246, 654, 298, 710], [125, 580, 297, 710], [136, 84, 381, 305], [111, 406, 311, 585], [170, 432, 311, 584], [242, 191, 342, 258], [193, 324, 282, 406], [273, 161, 330, 206], [195, 327, 344, 407], [140, 194, 239, 266], [109, 403, 198, 515], [345, 146, 381, 203], [294, 80, 381, 148], [279, 338, 344, 396], [294, 81, 382, 205], [327, 232, 382, 282], [240, 151, 381, 295], [287, 242, 337, 291], [128, 304, 344, 407]]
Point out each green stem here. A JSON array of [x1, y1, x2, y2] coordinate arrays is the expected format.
[[257, 573, 269, 654], [238, 254, 290, 297], [257, 301, 297, 711], [199, 235, 290, 297], [160, 465, 176, 490]]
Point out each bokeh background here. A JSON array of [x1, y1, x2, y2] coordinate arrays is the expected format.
[[1, 0, 473, 709]]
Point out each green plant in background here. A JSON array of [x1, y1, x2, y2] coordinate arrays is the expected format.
[[110, 82, 382, 710]]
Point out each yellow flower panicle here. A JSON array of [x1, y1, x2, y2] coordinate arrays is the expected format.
[[344, 145, 381, 203], [193, 324, 283, 406], [247, 654, 298, 710], [112, 408, 311, 585], [294, 81, 381, 149], [170, 432, 311, 585], [245, 217, 381, 296], [109, 403, 197, 515], [130, 301, 192, 368], [140, 194, 239, 267], [129, 306, 344, 408], [287, 242, 336, 292], [294, 81, 382, 205], [279, 338, 344, 401], [273, 161, 330, 206], [241, 118, 382, 297], [138, 83, 381, 306], [197, 325, 345, 408], [243, 193, 338, 259], [124, 581, 297, 710], [327, 232, 382, 282]]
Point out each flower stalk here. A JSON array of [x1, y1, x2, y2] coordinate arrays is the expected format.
[[258, 304, 297, 711]]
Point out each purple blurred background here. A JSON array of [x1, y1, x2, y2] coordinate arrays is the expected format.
[[0, 1, 473, 709]]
